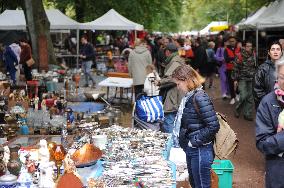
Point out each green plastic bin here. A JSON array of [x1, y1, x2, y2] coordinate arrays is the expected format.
[[212, 160, 234, 188]]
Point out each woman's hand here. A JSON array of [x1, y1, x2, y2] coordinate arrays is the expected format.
[[277, 125, 284, 132]]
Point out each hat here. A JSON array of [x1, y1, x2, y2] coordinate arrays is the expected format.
[[165, 43, 178, 52]]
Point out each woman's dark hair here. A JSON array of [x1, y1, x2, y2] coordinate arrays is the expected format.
[[268, 40, 282, 51], [19, 38, 28, 43], [267, 40, 282, 60]]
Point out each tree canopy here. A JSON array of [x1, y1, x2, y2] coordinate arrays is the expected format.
[[180, 0, 275, 31], [0, 0, 276, 32]]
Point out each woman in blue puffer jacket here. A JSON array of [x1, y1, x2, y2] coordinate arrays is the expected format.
[[172, 65, 220, 188]]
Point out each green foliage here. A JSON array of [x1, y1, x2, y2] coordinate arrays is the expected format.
[[0, 0, 275, 32], [42, 0, 184, 32], [180, 0, 275, 31]]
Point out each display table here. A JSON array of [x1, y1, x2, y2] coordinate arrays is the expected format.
[[98, 77, 133, 103], [6, 128, 176, 187]]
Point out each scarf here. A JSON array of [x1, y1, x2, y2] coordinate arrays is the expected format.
[[275, 82, 284, 104], [173, 87, 203, 147], [165, 52, 179, 65]]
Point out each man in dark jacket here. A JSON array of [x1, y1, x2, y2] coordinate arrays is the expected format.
[[192, 38, 208, 74], [233, 41, 256, 121], [80, 35, 96, 87]]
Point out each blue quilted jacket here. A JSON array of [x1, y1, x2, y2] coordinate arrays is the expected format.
[[181, 90, 220, 147]]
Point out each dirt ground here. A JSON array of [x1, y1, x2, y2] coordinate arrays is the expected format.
[[204, 78, 265, 188]]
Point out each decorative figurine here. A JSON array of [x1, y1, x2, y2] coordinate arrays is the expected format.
[[63, 154, 79, 178], [41, 97, 47, 111], [38, 140, 49, 163], [66, 108, 75, 124], [19, 90, 26, 101], [25, 153, 36, 174], [34, 96, 39, 111], [7, 144, 21, 176], [38, 161, 55, 188]]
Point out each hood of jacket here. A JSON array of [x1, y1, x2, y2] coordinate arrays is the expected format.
[[134, 45, 148, 54]]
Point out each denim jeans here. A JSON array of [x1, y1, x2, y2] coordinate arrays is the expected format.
[[82, 60, 95, 85], [162, 112, 176, 133], [186, 143, 214, 188]]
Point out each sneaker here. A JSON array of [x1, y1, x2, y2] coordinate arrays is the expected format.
[[236, 94, 240, 102], [244, 116, 253, 121], [234, 110, 240, 118], [229, 98, 236, 105], [222, 94, 228, 100]]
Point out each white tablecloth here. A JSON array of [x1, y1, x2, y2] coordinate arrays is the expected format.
[[98, 77, 133, 88]]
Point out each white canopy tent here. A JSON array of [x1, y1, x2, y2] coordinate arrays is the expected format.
[[81, 9, 144, 31], [0, 9, 82, 68], [0, 9, 81, 30], [237, 5, 268, 30], [199, 21, 228, 35], [255, 0, 284, 29]]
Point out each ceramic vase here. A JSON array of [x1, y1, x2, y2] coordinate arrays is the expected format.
[[0, 146, 6, 176], [7, 145, 21, 176]]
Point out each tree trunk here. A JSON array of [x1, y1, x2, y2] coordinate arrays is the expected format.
[[22, 0, 58, 71], [74, 0, 85, 22]]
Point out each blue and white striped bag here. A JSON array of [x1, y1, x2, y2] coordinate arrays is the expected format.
[[136, 95, 164, 122]]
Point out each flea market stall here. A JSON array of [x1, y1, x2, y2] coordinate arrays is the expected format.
[[81, 9, 144, 75], [0, 7, 180, 188], [0, 9, 82, 69]]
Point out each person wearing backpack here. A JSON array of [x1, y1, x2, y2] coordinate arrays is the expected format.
[[172, 65, 220, 188], [256, 59, 284, 188]]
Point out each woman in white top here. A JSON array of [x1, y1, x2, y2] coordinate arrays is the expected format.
[[144, 64, 161, 96]]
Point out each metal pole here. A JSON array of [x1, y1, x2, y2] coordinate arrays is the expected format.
[[245, 0, 248, 19], [76, 29, 79, 70], [256, 26, 259, 66], [243, 30, 246, 41], [135, 30, 137, 42]]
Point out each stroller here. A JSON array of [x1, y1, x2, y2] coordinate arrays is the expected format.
[[132, 92, 164, 131]]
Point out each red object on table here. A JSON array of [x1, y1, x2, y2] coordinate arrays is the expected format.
[[57, 70, 66, 75], [45, 99, 55, 108], [27, 80, 39, 98]]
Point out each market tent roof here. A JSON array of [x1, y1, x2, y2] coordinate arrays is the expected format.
[[256, 0, 284, 29], [81, 9, 144, 30], [0, 9, 80, 30], [199, 21, 228, 35], [237, 1, 280, 30], [237, 5, 268, 30]]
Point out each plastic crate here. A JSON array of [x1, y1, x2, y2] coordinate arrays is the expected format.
[[212, 160, 234, 188]]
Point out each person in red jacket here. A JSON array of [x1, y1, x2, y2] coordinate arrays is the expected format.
[[224, 36, 240, 105], [19, 39, 32, 81]]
